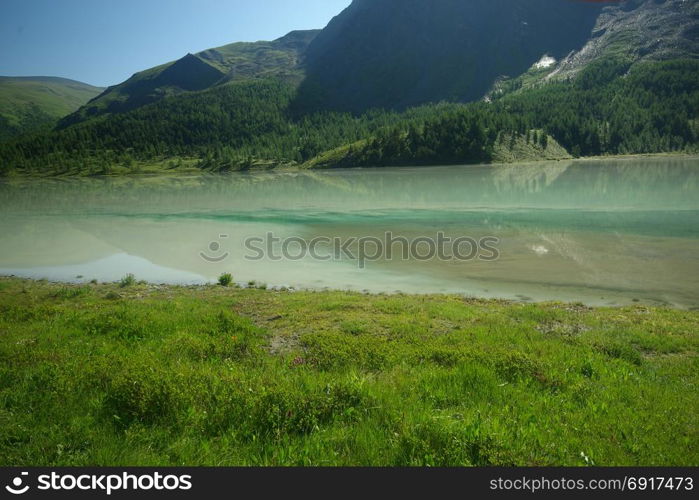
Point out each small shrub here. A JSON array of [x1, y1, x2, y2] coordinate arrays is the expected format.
[[218, 273, 233, 287], [119, 274, 136, 288]]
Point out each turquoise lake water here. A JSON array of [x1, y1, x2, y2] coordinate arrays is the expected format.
[[1, 157, 698, 307]]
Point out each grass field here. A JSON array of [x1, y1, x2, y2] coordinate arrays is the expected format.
[[0, 277, 696, 466]]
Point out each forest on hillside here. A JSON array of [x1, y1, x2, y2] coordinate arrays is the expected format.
[[0, 58, 697, 176]]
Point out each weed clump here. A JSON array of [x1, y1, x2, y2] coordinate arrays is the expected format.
[[218, 273, 233, 287], [119, 274, 136, 288]]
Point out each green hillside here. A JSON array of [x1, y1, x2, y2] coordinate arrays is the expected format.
[[1, 58, 696, 176], [0, 76, 103, 140], [62, 30, 319, 126]]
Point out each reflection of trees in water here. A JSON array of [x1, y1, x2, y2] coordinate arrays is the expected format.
[[1, 158, 697, 214], [491, 161, 572, 194]]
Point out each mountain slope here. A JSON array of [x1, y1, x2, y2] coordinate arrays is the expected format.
[[550, 0, 699, 80], [63, 30, 319, 126], [0, 76, 103, 140], [58, 0, 698, 125], [486, 0, 699, 99], [198, 29, 319, 81], [294, 0, 606, 113]]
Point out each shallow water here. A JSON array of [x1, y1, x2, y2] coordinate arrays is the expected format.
[[1, 157, 698, 307]]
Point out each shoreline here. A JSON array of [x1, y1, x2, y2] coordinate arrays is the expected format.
[[0, 275, 692, 312], [2, 151, 698, 180]]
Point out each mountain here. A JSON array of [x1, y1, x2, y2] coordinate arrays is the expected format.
[[298, 0, 699, 113], [62, 30, 319, 126], [295, 0, 606, 113], [1, 0, 697, 175], [0, 76, 103, 140], [59, 0, 697, 124]]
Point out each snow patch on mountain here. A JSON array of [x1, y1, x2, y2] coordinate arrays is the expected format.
[[534, 55, 556, 69]]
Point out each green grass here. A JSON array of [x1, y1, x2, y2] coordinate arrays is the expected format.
[[0, 277, 697, 466]]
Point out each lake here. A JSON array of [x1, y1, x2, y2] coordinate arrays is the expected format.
[[1, 157, 698, 308]]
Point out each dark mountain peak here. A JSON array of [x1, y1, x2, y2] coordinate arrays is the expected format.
[[297, 0, 606, 113], [155, 53, 224, 91], [59, 53, 225, 126]]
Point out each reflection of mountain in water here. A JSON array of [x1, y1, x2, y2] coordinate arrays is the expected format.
[[2, 158, 698, 216]]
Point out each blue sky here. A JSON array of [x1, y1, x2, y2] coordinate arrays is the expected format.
[[1, 0, 351, 87]]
